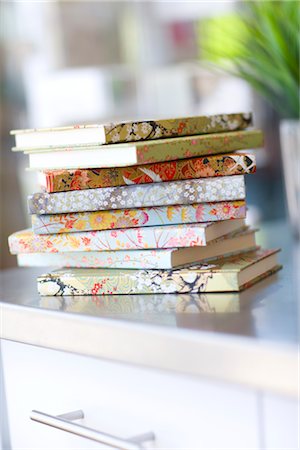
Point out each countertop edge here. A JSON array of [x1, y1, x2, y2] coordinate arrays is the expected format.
[[1, 302, 298, 398]]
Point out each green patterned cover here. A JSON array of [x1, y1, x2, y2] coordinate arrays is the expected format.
[[23, 130, 263, 169]]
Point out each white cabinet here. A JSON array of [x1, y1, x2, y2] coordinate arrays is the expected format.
[[262, 393, 298, 449], [1, 339, 261, 450]]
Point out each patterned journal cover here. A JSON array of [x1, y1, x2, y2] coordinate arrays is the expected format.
[[8, 219, 245, 254], [28, 175, 246, 215], [12, 113, 253, 148], [32, 200, 246, 235], [37, 249, 281, 295], [38, 274, 282, 314], [17, 229, 256, 269], [40, 153, 256, 193], [24, 130, 263, 170]]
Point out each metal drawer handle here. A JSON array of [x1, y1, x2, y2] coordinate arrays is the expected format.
[[30, 409, 155, 450]]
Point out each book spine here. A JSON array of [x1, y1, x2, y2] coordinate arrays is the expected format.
[[41, 154, 256, 193], [135, 130, 263, 165], [32, 200, 246, 234], [103, 113, 252, 144], [28, 175, 246, 215], [37, 267, 240, 295], [9, 224, 209, 253], [239, 265, 282, 291]]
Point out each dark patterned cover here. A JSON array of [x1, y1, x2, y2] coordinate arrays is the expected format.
[[41, 153, 256, 193]]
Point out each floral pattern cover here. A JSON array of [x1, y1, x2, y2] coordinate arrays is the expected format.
[[17, 229, 256, 269], [37, 249, 281, 295], [12, 113, 252, 147], [40, 153, 256, 193], [8, 219, 245, 254], [32, 200, 246, 235], [28, 175, 246, 215]]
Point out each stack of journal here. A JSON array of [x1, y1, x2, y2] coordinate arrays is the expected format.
[[8, 112, 281, 295]]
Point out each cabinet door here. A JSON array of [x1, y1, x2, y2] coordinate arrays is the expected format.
[[262, 393, 298, 449], [0, 352, 11, 450], [1, 339, 260, 449]]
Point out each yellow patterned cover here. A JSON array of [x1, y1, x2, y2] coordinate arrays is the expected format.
[[32, 201, 246, 235], [37, 249, 281, 295]]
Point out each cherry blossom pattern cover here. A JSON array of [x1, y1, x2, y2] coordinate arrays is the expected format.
[[28, 175, 246, 215], [17, 228, 256, 269], [8, 220, 245, 254]]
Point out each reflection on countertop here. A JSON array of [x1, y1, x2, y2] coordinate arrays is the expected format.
[[1, 220, 299, 346], [1, 221, 299, 396], [37, 274, 279, 338]]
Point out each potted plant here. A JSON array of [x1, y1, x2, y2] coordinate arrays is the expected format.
[[199, 1, 299, 237]]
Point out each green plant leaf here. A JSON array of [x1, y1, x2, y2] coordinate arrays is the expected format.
[[199, 1, 300, 119]]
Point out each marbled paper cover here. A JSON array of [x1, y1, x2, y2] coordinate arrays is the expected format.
[[41, 153, 256, 193], [28, 175, 246, 215], [32, 200, 246, 235], [37, 249, 281, 295]]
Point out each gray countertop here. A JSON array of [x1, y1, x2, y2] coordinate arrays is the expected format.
[[1, 221, 299, 397]]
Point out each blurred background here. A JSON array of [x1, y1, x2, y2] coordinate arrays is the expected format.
[[1, 1, 299, 268]]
